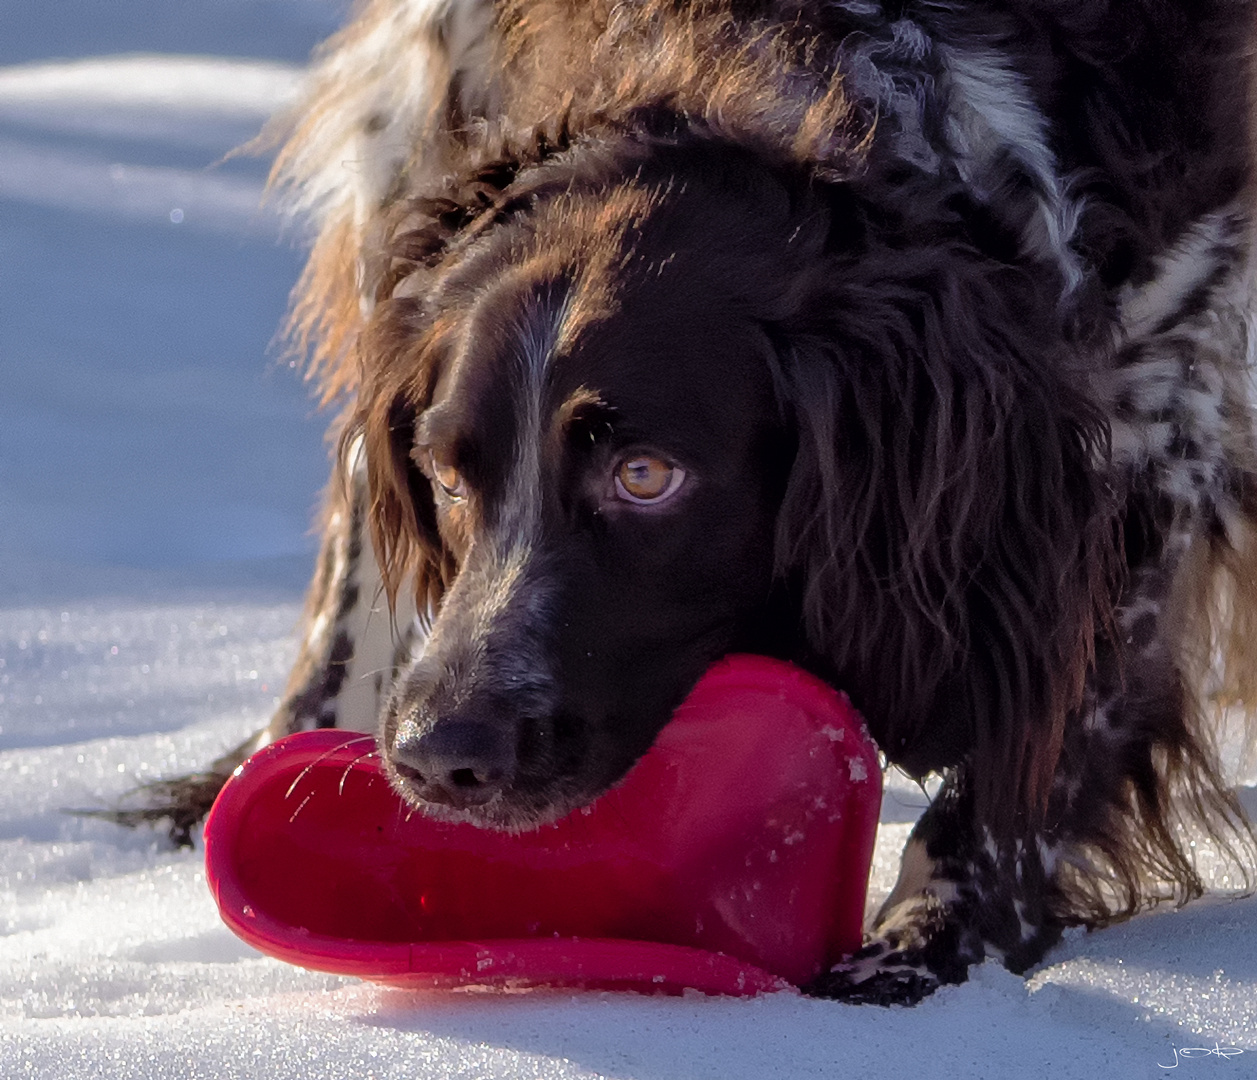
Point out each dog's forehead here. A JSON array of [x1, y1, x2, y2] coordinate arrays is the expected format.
[[429, 224, 779, 454]]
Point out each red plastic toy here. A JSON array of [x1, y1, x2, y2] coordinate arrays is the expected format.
[[204, 654, 882, 996]]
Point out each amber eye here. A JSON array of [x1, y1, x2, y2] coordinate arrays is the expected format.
[[614, 456, 686, 504], [426, 449, 466, 499]]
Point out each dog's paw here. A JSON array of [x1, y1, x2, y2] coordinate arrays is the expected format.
[[804, 939, 946, 1005], [805, 889, 983, 1005]]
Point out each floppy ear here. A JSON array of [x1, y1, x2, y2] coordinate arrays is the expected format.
[[775, 217, 1117, 832], [339, 146, 550, 619], [339, 296, 455, 621]]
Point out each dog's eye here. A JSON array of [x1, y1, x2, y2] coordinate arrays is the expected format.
[[614, 456, 686, 504], [426, 449, 466, 500]]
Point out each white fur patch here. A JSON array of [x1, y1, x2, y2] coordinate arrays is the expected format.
[[937, 43, 1084, 292], [837, 21, 1083, 291], [1119, 211, 1236, 339], [325, 433, 419, 733], [333, 540, 418, 734], [499, 289, 568, 549], [1107, 207, 1252, 507]]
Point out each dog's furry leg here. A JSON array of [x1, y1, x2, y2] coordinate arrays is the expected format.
[[805, 770, 1055, 1005], [268, 437, 418, 740], [809, 541, 1253, 1005], [102, 443, 417, 846]]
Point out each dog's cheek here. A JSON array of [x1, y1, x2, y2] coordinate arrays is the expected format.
[[625, 487, 780, 633], [543, 553, 742, 782], [535, 459, 781, 796]]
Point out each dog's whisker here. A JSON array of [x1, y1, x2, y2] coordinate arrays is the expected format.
[[284, 736, 378, 801], [337, 749, 382, 796], [287, 792, 315, 825]]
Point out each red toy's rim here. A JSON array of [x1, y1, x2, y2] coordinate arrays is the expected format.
[[206, 730, 800, 997], [217, 881, 792, 995]]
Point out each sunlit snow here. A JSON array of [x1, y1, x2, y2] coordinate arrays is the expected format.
[[2, 4, 1255, 1076]]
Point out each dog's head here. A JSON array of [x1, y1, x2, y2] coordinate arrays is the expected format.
[[349, 128, 1114, 831]]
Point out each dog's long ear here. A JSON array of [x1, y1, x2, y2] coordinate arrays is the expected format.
[[776, 210, 1117, 832], [342, 294, 457, 621], [340, 146, 553, 618]]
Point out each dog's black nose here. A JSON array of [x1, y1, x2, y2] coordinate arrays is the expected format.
[[391, 720, 516, 810]]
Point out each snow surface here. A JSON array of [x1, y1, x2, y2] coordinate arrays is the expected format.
[[2, 3, 1256, 1076]]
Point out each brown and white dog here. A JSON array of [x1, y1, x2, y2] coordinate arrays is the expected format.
[[148, 0, 1257, 1004]]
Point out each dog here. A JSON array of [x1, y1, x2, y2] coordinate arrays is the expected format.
[[138, 0, 1257, 1004]]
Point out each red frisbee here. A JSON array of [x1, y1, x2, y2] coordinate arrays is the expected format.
[[204, 654, 881, 996]]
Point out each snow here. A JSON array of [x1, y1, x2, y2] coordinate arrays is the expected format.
[[2, 3, 1255, 1076]]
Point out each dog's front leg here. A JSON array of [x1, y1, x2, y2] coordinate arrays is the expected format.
[[807, 541, 1248, 1005], [268, 436, 419, 739], [805, 771, 1062, 1005]]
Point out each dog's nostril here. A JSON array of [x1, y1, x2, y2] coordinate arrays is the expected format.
[[393, 761, 425, 784], [392, 720, 516, 809], [449, 765, 502, 788]]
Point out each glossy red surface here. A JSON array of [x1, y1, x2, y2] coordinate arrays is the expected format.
[[204, 654, 881, 995]]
